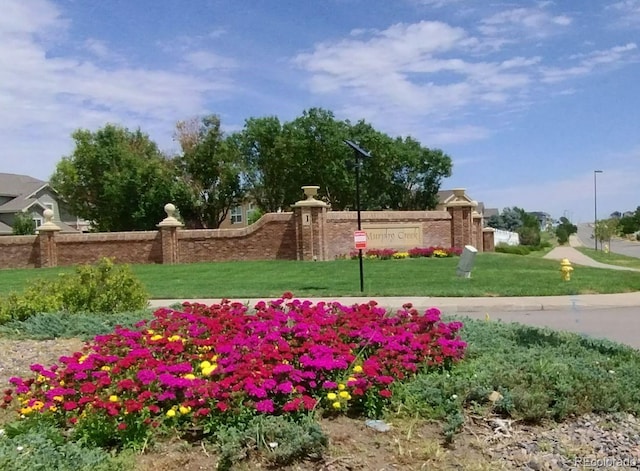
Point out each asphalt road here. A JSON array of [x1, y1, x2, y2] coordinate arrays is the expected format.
[[449, 307, 640, 350], [576, 223, 640, 259]]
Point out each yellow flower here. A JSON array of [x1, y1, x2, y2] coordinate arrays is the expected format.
[[179, 406, 191, 415], [147, 329, 154, 335], [347, 376, 357, 384], [101, 366, 111, 372], [53, 396, 63, 402], [338, 383, 346, 390], [183, 374, 196, 380], [353, 365, 363, 374], [168, 335, 181, 342], [166, 409, 176, 417], [200, 361, 211, 370], [109, 395, 119, 403], [48, 406, 57, 412], [327, 392, 337, 401], [32, 401, 44, 410], [20, 407, 32, 415], [59, 380, 65, 386], [201, 364, 218, 376], [36, 375, 47, 383], [339, 391, 351, 400], [332, 401, 342, 409], [150, 334, 163, 341], [78, 355, 87, 363]]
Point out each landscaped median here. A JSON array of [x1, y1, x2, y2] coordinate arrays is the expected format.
[[2, 295, 640, 469]]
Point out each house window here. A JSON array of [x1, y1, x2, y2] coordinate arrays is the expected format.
[[230, 206, 243, 224], [246, 203, 257, 221], [33, 218, 43, 229]]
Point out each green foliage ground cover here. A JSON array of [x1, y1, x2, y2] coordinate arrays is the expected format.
[[2, 253, 639, 301]]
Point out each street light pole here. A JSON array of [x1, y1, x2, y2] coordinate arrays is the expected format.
[[344, 140, 372, 293], [594, 170, 603, 251]]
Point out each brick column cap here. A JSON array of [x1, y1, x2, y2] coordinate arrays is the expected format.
[[157, 203, 184, 228], [37, 209, 61, 232]]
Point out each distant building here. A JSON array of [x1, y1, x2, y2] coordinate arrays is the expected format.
[[0, 173, 87, 235], [528, 211, 552, 231]]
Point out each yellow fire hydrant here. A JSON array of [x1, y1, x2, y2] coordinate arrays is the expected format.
[[560, 258, 573, 281]]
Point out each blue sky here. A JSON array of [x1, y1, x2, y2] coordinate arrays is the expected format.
[[1, 0, 639, 222]]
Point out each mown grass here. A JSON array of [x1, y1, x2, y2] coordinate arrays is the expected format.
[[1, 253, 639, 299], [576, 246, 640, 270]]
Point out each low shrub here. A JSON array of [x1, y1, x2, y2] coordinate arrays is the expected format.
[[495, 244, 531, 255], [0, 311, 151, 341], [0, 417, 133, 471], [393, 318, 640, 438], [0, 258, 148, 324]]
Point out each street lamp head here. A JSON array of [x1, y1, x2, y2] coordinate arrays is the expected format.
[[344, 140, 373, 159], [594, 170, 603, 173]]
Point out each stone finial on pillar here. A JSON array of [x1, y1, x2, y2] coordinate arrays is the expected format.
[[157, 203, 183, 227], [38, 209, 61, 232]]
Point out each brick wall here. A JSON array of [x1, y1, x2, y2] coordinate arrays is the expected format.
[[0, 205, 491, 269], [0, 235, 40, 268], [178, 213, 296, 263], [56, 231, 162, 265]]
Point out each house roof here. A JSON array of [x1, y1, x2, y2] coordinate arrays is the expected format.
[[0, 173, 45, 197], [0, 173, 50, 214]]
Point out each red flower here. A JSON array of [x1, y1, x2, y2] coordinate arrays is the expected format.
[[379, 389, 392, 398], [117, 423, 127, 431]]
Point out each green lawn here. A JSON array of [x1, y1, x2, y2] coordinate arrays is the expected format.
[[1, 252, 639, 298], [576, 246, 640, 270]]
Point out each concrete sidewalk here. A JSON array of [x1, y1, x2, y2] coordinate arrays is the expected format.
[[149, 292, 640, 313], [542, 235, 640, 271]]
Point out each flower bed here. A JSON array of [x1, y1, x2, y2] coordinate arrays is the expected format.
[[349, 246, 462, 260], [3, 295, 466, 447]]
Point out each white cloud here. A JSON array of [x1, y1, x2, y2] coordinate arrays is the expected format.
[[541, 43, 637, 83], [183, 50, 237, 71], [0, 0, 237, 179], [294, 20, 541, 140], [478, 7, 572, 38], [607, 0, 640, 24]]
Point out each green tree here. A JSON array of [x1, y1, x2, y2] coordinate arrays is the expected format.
[[12, 212, 35, 235], [237, 116, 288, 212], [595, 218, 619, 249], [174, 115, 245, 228], [237, 108, 453, 212], [51, 124, 189, 232]]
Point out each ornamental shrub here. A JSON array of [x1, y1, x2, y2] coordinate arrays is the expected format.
[[0, 258, 148, 323]]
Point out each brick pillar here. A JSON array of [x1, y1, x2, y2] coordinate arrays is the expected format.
[[446, 189, 477, 250], [157, 203, 183, 264], [483, 228, 496, 252], [37, 209, 61, 267], [293, 186, 329, 261], [473, 211, 483, 252]]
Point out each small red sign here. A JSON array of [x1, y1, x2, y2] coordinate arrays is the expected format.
[[354, 230, 367, 249]]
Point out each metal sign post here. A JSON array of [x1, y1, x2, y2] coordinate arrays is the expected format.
[[345, 140, 372, 292]]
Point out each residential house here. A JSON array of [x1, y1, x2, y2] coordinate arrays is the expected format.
[[217, 202, 261, 229], [0, 173, 85, 235], [528, 211, 552, 231]]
